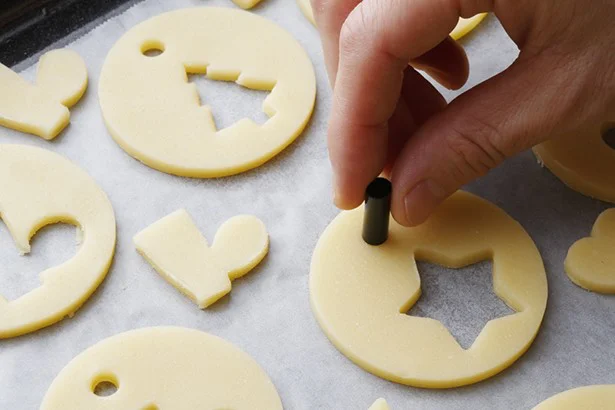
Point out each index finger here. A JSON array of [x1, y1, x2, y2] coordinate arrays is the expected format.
[[329, 0, 464, 208]]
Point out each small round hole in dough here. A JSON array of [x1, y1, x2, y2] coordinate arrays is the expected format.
[[141, 40, 165, 57], [92, 377, 119, 397]]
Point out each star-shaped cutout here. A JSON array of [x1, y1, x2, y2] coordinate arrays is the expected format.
[[407, 260, 515, 350], [187, 73, 270, 131]]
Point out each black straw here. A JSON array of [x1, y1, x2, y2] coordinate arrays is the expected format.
[[362, 178, 392, 246]]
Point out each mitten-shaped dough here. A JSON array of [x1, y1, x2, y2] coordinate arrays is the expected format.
[[0, 49, 87, 139], [565, 209, 615, 293], [0, 145, 115, 338], [134, 209, 268, 308], [40, 327, 283, 410]]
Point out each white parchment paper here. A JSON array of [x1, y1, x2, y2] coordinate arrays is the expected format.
[[1, 1, 614, 409]]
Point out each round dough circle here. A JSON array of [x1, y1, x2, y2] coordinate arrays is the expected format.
[[310, 191, 547, 388], [450, 14, 487, 40], [534, 123, 615, 203], [0, 145, 116, 338], [533, 385, 615, 409], [99, 7, 316, 178], [40, 327, 283, 410]]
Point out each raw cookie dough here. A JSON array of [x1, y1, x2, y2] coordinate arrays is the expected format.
[[297, 0, 315, 25], [532, 385, 615, 409], [134, 209, 268, 308], [296, 0, 485, 41], [310, 191, 547, 388], [0, 145, 115, 338], [534, 122, 615, 203], [99, 8, 316, 178], [0, 49, 87, 140], [565, 209, 615, 293], [451, 14, 488, 40], [369, 398, 390, 410], [40, 327, 283, 410], [232, 0, 263, 9]]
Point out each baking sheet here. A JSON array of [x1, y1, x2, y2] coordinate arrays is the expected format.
[[1, 0, 614, 409]]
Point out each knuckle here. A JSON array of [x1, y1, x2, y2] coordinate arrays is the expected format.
[[339, 5, 371, 55], [444, 118, 507, 181]]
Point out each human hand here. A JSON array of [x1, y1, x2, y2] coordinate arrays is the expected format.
[[312, 0, 615, 226]]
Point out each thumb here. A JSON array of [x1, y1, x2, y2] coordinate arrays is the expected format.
[[390, 53, 589, 226]]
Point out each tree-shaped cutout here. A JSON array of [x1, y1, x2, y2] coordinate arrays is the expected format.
[[407, 260, 515, 349]]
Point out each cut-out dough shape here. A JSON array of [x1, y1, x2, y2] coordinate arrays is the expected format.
[[232, 0, 263, 9], [532, 385, 615, 409], [99, 8, 316, 178], [451, 14, 488, 40], [134, 209, 268, 308], [565, 209, 615, 293], [0, 49, 87, 140], [297, 0, 315, 25], [40, 327, 283, 410], [0, 145, 115, 338], [310, 191, 547, 388], [369, 398, 390, 410], [534, 122, 615, 203], [296, 0, 485, 41]]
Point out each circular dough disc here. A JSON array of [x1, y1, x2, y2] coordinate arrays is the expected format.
[[534, 123, 615, 203], [310, 191, 547, 388], [40, 327, 283, 410], [533, 385, 615, 409], [0, 145, 116, 338], [99, 7, 316, 178]]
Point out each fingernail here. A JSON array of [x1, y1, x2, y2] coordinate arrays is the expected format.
[[403, 180, 447, 226]]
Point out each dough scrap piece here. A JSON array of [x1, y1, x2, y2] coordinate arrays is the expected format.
[[297, 0, 315, 25], [369, 398, 390, 410], [310, 191, 547, 388], [534, 122, 615, 203], [232, 0, 263, 9], [40, 327, 283, 410], [451, 14, 488, 40], [0, 145, 116, 338], [134, 209, 268, 308], [565, 209, 615, 293], [296, 0, 485, 40], [532, 385, 615, 409], [99, 8, 316, 178], [0, 49, 87, 140]]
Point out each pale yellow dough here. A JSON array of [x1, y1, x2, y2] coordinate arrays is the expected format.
[[297, 0, 315, 25], [451, 14, 488, 40], [565, 209, 615, 293], [40, 327, 283, 410], [134, 209, 268, 308], [232, 0, 263, 9], [0, 49, 87, 140], [296, 0, 485, 40], [534, 122, 615, 203], [310, 191, 547, 388], [369, 398, 390, 410], [533, 385, 615, 409], [0, 145, 116, 338], [99, 8, 316, 178]]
